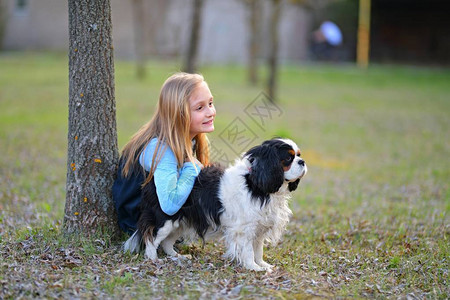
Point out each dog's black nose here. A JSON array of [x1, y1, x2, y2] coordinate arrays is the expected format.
[[298, 159, 305, 166]]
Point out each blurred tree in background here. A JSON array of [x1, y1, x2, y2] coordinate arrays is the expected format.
[[132, 0, 146, 79], [184, 0, 205, 74], [243, 0, 262, 86], [0, 0, 6, 49], [267, 0, 281, 102]]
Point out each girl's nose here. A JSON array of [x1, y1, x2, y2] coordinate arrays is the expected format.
[[206, 105, 216, 117]]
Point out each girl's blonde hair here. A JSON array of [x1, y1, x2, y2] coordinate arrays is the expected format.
[[121, 72, 210, 185]]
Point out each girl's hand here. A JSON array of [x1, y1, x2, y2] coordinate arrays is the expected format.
[[185, 157, 203, 169], [192, 158, 204, 169]]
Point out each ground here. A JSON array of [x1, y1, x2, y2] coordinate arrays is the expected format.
[[0, 52, 448, 299]]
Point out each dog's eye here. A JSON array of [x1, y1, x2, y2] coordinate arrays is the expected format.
[[285, 156, 293, 162]]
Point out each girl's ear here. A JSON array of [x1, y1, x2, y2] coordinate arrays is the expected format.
[[247, 145, 284, 194]]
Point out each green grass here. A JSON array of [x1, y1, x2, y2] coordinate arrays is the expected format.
[[0, 51, 449, 298]]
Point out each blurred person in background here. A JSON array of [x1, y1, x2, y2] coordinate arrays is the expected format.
[[311, 20, 343, 61]]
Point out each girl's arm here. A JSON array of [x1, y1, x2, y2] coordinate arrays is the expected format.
[[140, 139, 201, 216]]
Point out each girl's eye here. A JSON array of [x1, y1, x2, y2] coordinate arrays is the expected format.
[[209, 102, 213, 107], [197, 106, 203, 111]]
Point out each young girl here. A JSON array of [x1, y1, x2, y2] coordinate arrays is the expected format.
[[112, 72, 216, 234]]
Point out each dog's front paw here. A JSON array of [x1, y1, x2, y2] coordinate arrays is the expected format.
[[176, 253, 192, 260], [144, 246, 159, 262], [144, 253, 163, 265], [257, 260, 273, 269], [243, 262, 266, 272]]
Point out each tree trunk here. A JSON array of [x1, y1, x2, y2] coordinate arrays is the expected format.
[[267, 0, 281, 102], [247, 0, 261, 85], [0, 0, 7, 50], [132, 0, 146, 79], [65, 0, 120, 238], [184, 0, 204, 74]]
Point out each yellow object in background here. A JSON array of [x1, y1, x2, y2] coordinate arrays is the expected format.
[[357, 0, 371, 68]]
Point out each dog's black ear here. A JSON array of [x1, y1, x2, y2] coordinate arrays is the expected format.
[[288, 178, 300, 192], [247, 144, 284, 194]]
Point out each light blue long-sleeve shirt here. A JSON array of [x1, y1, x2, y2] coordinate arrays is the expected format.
[[139, 138, 201, 216]]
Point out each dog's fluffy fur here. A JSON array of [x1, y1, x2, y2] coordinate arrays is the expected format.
[[124, 138, 307, 271]]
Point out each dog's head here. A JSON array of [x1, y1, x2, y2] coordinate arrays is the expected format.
[[244, 138, 307, 195]]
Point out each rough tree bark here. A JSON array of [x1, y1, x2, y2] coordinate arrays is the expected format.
[[184, 0, 204, 74], [267, 0, 281, 102], [64, 0, 120, 238]]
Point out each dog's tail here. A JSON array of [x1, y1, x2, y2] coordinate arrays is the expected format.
[[123, 230, 142, 254]]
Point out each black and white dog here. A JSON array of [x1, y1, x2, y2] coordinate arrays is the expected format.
[[124, 138, 307, 271]]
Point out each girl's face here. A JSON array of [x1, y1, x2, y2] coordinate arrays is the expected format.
[[189, 81, 216, 139]]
